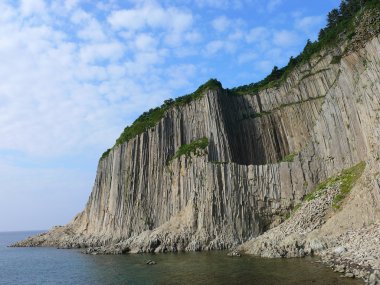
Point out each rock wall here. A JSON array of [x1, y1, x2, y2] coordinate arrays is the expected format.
[[13, 31, 380, 259]]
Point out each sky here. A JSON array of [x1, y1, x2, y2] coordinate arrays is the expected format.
[[0, 0, 341, 231]]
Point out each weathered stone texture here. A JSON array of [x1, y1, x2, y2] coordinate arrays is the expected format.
[[13, 34, 380, 267]]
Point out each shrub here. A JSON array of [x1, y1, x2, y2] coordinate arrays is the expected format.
[[332, 161, 366, 209], [303, 162, 366, 208], [113, 79, 221, 147], [229, 0, 380, 96], [172, 137, 209, 160], [100, 148, 111, 161], [281, 152, 298, 163]]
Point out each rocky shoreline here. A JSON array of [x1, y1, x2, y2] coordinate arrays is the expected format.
[[236, 164, 380, 284], [319, 225, 380, 284], [12, 164, 380, 284]]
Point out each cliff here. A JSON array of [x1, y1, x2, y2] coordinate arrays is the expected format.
[[13, 4, 380, 283]]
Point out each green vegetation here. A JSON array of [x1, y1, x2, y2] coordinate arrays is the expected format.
[[331, 55, 342, 64], [114, 79, 221, 148], [304, 176, 340, 202], [286, 203, 302, 219], [281, 152, 298, 163], [100, 79, 220, 160], [303, 162, 366, 208], [100, 0, 380, 161], [240, 95, 326, 121], [332, 161, 366, 209], [229, 65, 287, 95], [229, 0, 380, 96], [172, 137, 209, 160], [94, 80, 220, 158], [100, 148, 111, 161]]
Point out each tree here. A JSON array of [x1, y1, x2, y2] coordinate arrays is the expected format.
[[327, 8, 340, 27], [339, 0, 366, 18], [318, 28, 326, 41], [339, 0, 350, 18], [303, 39, 313, 53], [288, 56, 296, 66], [163, 99, 174, 106]]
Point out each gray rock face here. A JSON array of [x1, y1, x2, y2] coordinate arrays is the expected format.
[[238, 182, 342, 258], [369, 270, 380, 285], [12, 29, 380, 272]]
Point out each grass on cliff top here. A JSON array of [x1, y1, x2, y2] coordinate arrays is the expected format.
[[100, 148, 111, 161], [114, 79, 221, 147], [171, 137, 209, 161], [304, 161, 366, 209], [100, 1, 380, 161], [229, 0, 380, 96], [99, 80, 221, 160]]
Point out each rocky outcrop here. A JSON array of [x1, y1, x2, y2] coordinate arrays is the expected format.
[[13, 7, 380, 283], [238, 182, 342, 258]]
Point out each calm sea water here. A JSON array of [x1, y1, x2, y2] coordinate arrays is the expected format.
[[0, 231, 362, 285]]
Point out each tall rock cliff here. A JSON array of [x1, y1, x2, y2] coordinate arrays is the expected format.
[[14, 5, 380, 278]]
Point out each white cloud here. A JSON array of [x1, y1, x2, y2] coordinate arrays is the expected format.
[[66, 0, 80, 10], [245, 27, 268, 43], [70, 9, 91, 24], [20, 0, 46, 16], [184, 31, 202, 43], [257, 60, 273, 73], [194, 0, 232, 9], [77, 19, 107, 42], [108, 4, 193, 32], [0, 1, 186, 158], [79, 42, 124, 63], [295, 15, 324, 34], [212, 16, 231, 32], [108, 9, 148, 30], [204, 40, 236, 55], [273, 30, 300, 47], [267, 0, 283, 12], [108, 3, 194, 47], [134, 33, 158, 51], [166, 64, 196, 89], [238, 51, 258, 64]]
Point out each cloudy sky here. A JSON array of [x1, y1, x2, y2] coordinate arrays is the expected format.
[[0, 0, 340, 231]]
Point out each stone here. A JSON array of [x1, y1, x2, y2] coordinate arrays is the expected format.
[[369, 270, 380, 285], [227, 251, 241, 257], [334, 265, 346, 273], [345, 272, 354, 278], [333, 247, 347, 255]]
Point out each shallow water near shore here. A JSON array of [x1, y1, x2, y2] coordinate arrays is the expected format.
[[0, 231, 362, 285]]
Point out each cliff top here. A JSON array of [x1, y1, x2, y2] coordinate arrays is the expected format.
[[101, 0, 380, 161]]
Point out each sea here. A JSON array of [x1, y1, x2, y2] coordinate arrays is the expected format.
[[0, 231, 362, 285]]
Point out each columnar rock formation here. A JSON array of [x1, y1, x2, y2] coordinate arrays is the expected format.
[[14, 8, 380, 281]]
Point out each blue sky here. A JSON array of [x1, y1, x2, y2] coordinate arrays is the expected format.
[[0, 0, 340, 231]]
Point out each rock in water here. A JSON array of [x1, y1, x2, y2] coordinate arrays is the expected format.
[[227, 251, 241, 257]]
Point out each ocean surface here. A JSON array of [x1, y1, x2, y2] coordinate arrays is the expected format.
[[0, 231, 362, 285]]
